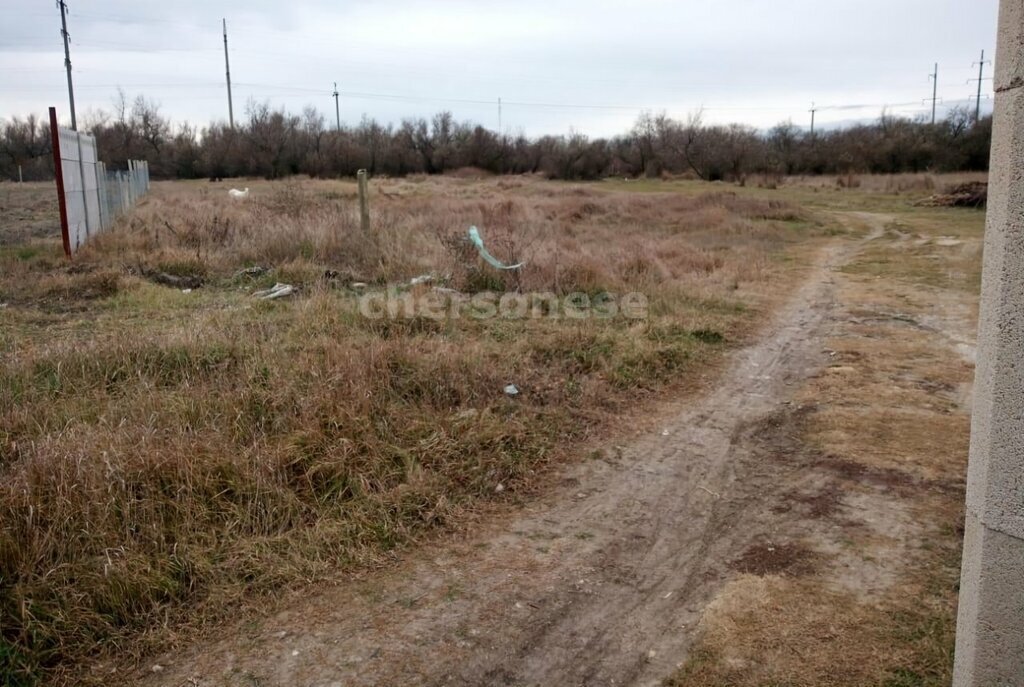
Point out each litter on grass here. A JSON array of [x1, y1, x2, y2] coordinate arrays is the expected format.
[[469, 226, 523, 270], [254, 283, 296, 300]]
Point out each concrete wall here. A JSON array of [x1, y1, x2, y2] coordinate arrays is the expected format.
[[953, 1, 1024, 685]]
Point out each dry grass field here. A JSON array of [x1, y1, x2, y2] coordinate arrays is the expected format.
[[0, 171, 988, 687], [0, 175, 828, 685]]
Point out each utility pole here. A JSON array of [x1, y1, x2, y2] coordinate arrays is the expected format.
[[222, 18, 234, 129], [57, 0, 76, 130], [498, 97, 502, 134], [970, 50, 992, 124], [333, 82, 341, 130], [809, 102, 817, 138], [929, 62, 939, 125]]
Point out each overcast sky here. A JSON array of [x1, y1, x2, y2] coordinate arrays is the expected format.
[[1, 0, 1000, 137]]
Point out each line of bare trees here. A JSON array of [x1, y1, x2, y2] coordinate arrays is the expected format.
[[1, 93, 992, 183]]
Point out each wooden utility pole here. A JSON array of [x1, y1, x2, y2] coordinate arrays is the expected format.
[[357, 169, 370, 234]]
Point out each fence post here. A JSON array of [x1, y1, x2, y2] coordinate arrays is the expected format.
[[48, 107, 72, 258], [357, 169, 370, 234]]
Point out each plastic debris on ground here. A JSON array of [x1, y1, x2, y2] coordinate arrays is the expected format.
[[468, 226, 524, 270], [253, 283, 296, 300], [504, 384, 520, 396]]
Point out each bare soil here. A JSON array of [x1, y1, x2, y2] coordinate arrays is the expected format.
[[136, 222, 898, 687]]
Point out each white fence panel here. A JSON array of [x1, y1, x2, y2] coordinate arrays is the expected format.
[[80, 135, 102, 236], [57, 127, 89, 252], [54, 123, 150, 256]]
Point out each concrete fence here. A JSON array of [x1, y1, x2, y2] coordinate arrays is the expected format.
[[49, 106, 150, 257]]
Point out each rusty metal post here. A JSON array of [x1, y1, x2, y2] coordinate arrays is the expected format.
[[48, 107, 72, 258]]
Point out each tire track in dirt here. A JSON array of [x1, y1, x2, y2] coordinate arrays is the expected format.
[[143, 229, 875, 687]]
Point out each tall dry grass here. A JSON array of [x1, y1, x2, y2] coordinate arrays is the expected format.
[[81, 177, 805, 296], [0, 176, 822, 685], [781, 171, 988, 194]]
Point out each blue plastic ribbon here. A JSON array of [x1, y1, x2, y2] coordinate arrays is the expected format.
[[468, 226, 523, 270]]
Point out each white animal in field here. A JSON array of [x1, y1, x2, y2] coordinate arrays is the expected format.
[[228, 187, 250, 199]]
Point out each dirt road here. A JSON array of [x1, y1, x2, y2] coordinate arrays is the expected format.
[[141, 216, 956, 687]]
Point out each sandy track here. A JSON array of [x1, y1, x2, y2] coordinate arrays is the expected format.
[[144, 232, 866, 687]]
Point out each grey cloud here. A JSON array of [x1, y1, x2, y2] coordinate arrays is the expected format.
[[0, 0, 1000, 136]]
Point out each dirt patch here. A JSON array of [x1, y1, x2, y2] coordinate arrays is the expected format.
[[814, 454, 920, 492], [730, 542, 818, 577], [786, 484, 844, 518]]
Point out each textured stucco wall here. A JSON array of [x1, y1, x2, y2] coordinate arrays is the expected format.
[[953, 1, 1024, 685]]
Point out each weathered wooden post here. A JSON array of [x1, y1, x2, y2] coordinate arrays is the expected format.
[[357, 169, 370, 234]]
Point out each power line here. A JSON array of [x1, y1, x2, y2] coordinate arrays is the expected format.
[[2, 75, 981, 119], [72, 39, 217, 53], [3, 61, 984, 121], [20, 18, 994, 126], [65, 9, 215, 31]]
